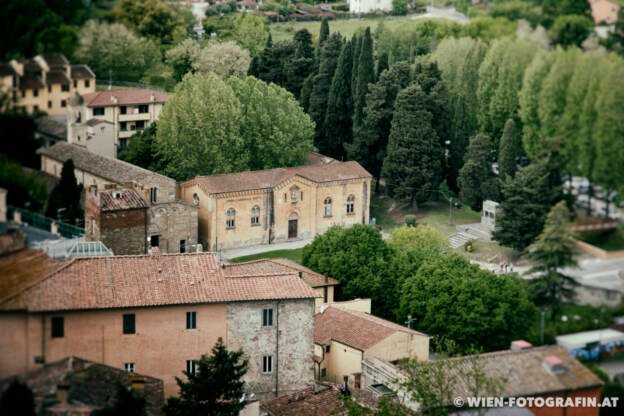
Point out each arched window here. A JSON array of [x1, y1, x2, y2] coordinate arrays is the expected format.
[[192, 193, 200, 206], [323, 197, 332, 217], [346, 194, 355, 214], [226, 208, 236, 229], [251, 205, 260, 226], [290, 185, 300, 203]]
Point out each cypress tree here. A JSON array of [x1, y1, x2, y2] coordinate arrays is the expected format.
[[458, 133, 498, 212], [351, 33, 361, 93], [317, 18, 330, 62], [256, 33, 275, 82], [285, 29, 315, 97], [353, 27, 375, 131], [377, 51, 389, 78], [308, 33, 343, 150], [323, 40, 353, 159], [498, 118, 521, 180], [299, 74, 314, 112], [382, 84, 443, 206], [46, 159, 83, 225], [347, 62, 411, 187]]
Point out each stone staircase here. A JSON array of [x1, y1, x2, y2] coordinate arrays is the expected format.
[[448, 231, 477, 249]]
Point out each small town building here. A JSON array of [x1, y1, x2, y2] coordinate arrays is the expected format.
[[314, 305, 429, 388], [34, 115, 67, 148], [589, 0, 620, 25], [67, 93, 116, 158], [556, 328, 624, 360], [38, 142, 177, 204], [362, 344, 604, 416], [0, 356, 164, 416], [224, 258, 340, 311], [0, 250, 317, 399], [179, 160, 372, 251], [85, 187, 198, 255], [349, 0, 393, 14], [67, 88, 168, 149], [0, 55, 95, 115]]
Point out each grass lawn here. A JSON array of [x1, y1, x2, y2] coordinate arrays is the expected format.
[[270, 15, 417, 42], [229, 248, 304, 264], [578, 229, 624, 252]]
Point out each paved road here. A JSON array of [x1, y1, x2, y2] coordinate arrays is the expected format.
[[411, 6, 470, 24], [221, 238, 313, 261]]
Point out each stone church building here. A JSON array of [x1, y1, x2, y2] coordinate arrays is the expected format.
[[179, 160, 372, 251]]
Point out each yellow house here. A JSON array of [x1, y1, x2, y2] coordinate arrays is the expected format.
[[314, 305, 429, 389], [179, 160, 372, 251], [0, 55, 95, 115]]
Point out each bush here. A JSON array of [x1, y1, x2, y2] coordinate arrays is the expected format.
[[404, 214, 417, 227]]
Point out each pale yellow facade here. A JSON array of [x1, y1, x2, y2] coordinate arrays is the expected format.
[[0, 56, 95, 115], [180, 173, 371, 251]]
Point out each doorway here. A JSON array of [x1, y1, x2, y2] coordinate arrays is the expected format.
[[288, 219, 298, 239]]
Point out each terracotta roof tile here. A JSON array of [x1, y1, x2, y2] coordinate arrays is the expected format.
[[99, 188, 149, 211], [0, 252, 317, 312], [81, 89, 168, 107], [184, 161, 371, 195], [225, 258, 339, 288], [315, 306, 427, 350], [37, 142, 175, 189], [260, 384, 349, 416]]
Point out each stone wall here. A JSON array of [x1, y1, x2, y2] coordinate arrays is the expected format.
[[148, 201, 198, 253], [99, 209, 148, 255], [226, 299, 315, 400]]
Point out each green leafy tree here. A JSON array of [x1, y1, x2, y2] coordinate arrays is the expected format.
[[155, 73, 246, 180], [166, 39, 201, 82], [323, 40, 353, 159], [519, 50, 556, 160], [458, 133, 498, 212], [376, 52, 389, 78], [0, 156, 47, 211], [95, 383, 146, 416], [228, 76, 314, 171], [0, 110, 41, 168], [193, 41, 251, 79], [302, 225, 397, 318], [234, 13, 269, 57], [498, 118, 521, 179], [352, 27, 375, 133], [399, 254, 536, 353], [113, 0, 191, 45], [118, 124, 161, 171], [74, 20, 161, 83], [392, 0, 409, 16], [493, 159, 561, 250], [163, 338, 248, 416], [0, 379, 35, 416], [382, 84, 443, 206], [527, 201, 577, 318], [348, 62, 412, 186], [550, 14, 593, 47], [542, 0, 590, 28], [46, 159, 83, 225], [308, 33, 343, 150], [431, 37, 487, 192]]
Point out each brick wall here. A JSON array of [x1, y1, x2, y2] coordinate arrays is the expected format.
[[100, 209, 148, 255]]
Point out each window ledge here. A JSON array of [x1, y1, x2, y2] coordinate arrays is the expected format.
[[251, 223, 261, 227], [323, 215, 333, 218]]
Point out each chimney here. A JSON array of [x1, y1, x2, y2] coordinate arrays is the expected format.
[[111, 95, 118, 104], [150, 93, 155, 102], [196, 243, 202, 253], [510, 340, 533, 351], [543, 355, 567, 375]]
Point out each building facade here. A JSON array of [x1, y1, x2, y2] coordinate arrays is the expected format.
[[179, 160, 372, 251], [0, 55, 95, 115], [38, 142, 177, 204], [85, 187, 199, 255], [314, 306, 429, 388], [67, 89, 168, 149], [349, 0, 393, 14], [0, 251, 316, 398]]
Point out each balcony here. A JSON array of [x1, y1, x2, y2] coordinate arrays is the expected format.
[[119, 112, 151, 122]]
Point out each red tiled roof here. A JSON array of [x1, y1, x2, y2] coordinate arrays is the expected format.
[[81, 89, 169, 107], [225, 258, 339, 288], [70, 64, 95, 79], [260, 384, 349, 416], [184, 161, 371, 195], [98, 188, 149, 211], [315, 306, 427, 351], [0, 252, 317, 312], [0, 249, 68, 305]]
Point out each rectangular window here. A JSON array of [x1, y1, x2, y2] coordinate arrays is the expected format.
[[73, 80, 77, 88], [33, 89, 39, 97], [123, 313, 136, 334], [120, 122, 127, 131], [124, 362, 135, 373], [320, 368, 327, 378], [93, 107, 105, 116], [61, 84, 70, 92], [136, 120, 145, 130], [186, 360, 196, 375], [323, 286, 328, 303], [85, 79, 90, 88], [149, 187, 157, 203], [61, 100, 66, 108], [51, 317, 64, 338], [262, 308, 273, 327], [138, 104, 149, 114], [262, 355, 273, 374], [47, 85, 52, 93], [150, 235, 159, 248], [47, 100, 52, 109], [186, 311, 197, 329], [21, 90, 25, 98], [33, 105, 38, 112], [120, 106, 127, 115], [180, 239, 186, 253]]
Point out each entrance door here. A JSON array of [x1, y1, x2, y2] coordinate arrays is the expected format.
[[288, 219, 298, 239]]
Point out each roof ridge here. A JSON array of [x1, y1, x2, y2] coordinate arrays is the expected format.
[[267, 258, 327, 279], [326, 305, 427, 336]]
